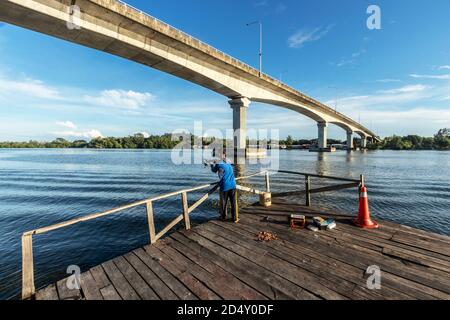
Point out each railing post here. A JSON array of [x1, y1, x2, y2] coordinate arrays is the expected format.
[[359, 174, 365, 194], [360, 174, 365, 188], [265, 171, 271, 193], [182, 192, 191, 230], [146, 201, 156, 244], [22, 233, 35, 300], [305, 175, 311, 207]]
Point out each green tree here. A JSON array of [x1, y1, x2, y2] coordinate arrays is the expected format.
[[286, 135, 294, 146], [434, 128, 450, 149]]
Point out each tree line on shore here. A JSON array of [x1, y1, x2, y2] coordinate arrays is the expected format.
[[0, 128, 448, 150], [367, 128, 450, 150]]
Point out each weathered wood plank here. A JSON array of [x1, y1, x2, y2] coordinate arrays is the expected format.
[[242, 213, 450, 297], [144, 245, 221, 300], [179, 229, 317, 300], [56, 277, 82, 300], [193, 225, 347, 300], [100, 284, 121, 300], [391, 233, 450, 257], [333, 220, 450, 263], [182, 192, 191, 230], [80, 270, 103, 300], [146, 201, 156, 244], [113, 256, 159, 300], [101, 260, 140, 300], [21, 233, 34, 300], [171, 232, 308, 300], [124, 251, 178, 300], [202, 221, 365, 299], [165, 235, 267, 300], [133, 247, 196, 300], [155, 215, 184, 241], [210, 219, 414, 300], [158, 240, 255, 300], [35, 283, 59, 300], [155, 241, 243, 300], [231, 217, 444, 300], [89, 264, 111, 289]]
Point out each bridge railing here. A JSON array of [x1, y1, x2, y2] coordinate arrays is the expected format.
[[114, 0, 271, 78], [21, 169, 363, 299]]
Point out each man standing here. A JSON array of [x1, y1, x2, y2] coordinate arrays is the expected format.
[[209, 153, 238, 222]]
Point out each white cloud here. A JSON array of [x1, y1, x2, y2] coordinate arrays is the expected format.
[[56, 121, 77, 129], [410, 73, 450, 80], [320, 81, 450, 136], [352, 49, 366, 58], [52, 129, 103, 139], [253, 0, 268, 7], [53, 121, 103, 139], [288, 25, 334, 48], [134, 132, 150, 138], [0, 77, 60, 99], [326, 84, 430, 110], [356, 108, 450, 126], [438, 65, 450, 70], [84, 89, 154, 110], [380, 84, 428, 94], [334, 49, 366, 67]]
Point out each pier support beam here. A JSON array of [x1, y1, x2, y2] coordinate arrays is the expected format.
[[229, 97, 250, 161], [317, 122, 328, 150], [346, 131, 354, 150]]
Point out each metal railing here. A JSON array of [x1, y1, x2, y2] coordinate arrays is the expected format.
[[271, 170, 363, 207]]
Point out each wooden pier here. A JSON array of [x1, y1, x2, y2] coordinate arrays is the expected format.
[[34, 199, 450, 300]]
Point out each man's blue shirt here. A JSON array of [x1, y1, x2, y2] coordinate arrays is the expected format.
[[211, 161, 236, 192]]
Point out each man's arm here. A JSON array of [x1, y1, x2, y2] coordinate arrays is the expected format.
[[210, 164, 219, 173]]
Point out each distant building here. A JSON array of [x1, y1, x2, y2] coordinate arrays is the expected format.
[[331, 144, 347, 150]]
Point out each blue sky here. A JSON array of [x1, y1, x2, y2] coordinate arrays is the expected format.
[[0, 0, 450, 141]]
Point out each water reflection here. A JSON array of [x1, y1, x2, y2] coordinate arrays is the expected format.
[[346, 151, 353, 163], [314, 152, 329, 176]]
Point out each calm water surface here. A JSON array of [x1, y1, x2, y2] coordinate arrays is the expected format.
[[0, 149, 449, 299]]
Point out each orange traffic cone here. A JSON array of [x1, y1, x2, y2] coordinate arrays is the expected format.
[[354, 186, 379, 229]]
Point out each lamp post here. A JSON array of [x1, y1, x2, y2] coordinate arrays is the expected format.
[[279, 70, 288, 82], [246, 21, 263, 74]]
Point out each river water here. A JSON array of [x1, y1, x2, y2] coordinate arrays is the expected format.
[[0, 149, 449, 299]]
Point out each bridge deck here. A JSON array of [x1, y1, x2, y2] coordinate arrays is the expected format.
[[35, 200, 450, 300]]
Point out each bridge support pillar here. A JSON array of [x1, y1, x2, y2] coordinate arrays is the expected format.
[[317, 122, 328, 150], [229, 97, 250, 161], [361, 136, 367, 149], [346, 131, 354, 150]]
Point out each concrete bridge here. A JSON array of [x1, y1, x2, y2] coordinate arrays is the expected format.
[[0, 0, 379, 151]]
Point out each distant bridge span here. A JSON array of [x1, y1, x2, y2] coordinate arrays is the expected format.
[[0, 0, 380, 150]]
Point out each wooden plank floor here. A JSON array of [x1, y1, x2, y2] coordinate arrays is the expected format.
[[35, 199, 450, 300]]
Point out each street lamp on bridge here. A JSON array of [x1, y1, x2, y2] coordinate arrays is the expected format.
[[246, 20, 263, 75], [328, 86, 339, 112]]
